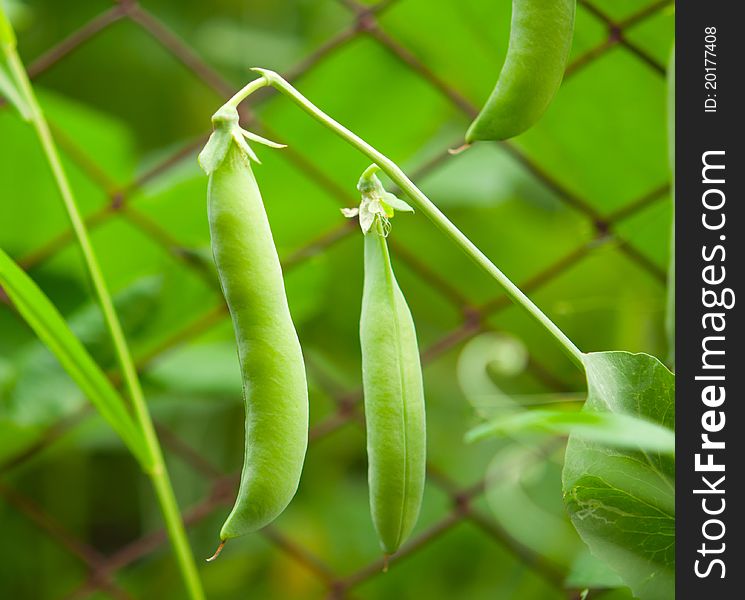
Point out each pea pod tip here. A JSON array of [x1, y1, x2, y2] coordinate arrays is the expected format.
[[206, 539, 226, 562], [448, 142, 471, 156], [382, 554, 391, 573]]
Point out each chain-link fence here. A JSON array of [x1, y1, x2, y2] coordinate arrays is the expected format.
[[0, 1, 673, 598]]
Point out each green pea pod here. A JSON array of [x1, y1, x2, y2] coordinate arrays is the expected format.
[[355, 167, 426, 554], [199, 108, 308, 552], [466, 0, 576, 142]]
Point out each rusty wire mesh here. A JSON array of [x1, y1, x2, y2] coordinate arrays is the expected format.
[[0, 0, 673, 598]]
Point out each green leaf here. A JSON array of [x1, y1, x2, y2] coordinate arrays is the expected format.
[[5, 276, 161, 427], [70, 276, 162, 364], [565, 547, 625, 590], [144, 342, 241, 399], [0, 248, 149, 467], [467, 408, 674, 454], [485, 445, 583, 570], [563, 351, 675, 600]]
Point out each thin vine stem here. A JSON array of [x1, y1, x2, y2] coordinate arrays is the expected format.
[[1, 16, 204, 600], [225, 75, 268, 110], [237, 69, 585, 370]]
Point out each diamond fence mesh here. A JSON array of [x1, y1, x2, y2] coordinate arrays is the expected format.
[[0, 1, 673, 598]]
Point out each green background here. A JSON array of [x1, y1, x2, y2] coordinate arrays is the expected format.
[[0, 0, 673, 598]]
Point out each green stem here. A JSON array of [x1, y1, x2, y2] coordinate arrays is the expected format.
[[0, 6, 15, 49], [360, 163, 380, 185], [236, 69, 585, 370], [1, 22, 205, 600], [225, 75, 269, 110]]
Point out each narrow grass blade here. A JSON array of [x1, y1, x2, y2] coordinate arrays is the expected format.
[[0, 248, 149, 466]]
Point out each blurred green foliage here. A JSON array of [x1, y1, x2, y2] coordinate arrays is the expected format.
[[0, 0, 672, 598]]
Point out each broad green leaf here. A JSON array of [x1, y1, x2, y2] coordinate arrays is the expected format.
[[565, 547, 625, 590], [4, 277, 161, 428], [65, 276, 162, 367], [0, 248, 149, 466], [144, 342, 241, 399], [563, 351, 675, 600], [485, 445, 582, 570], [467, 407, 674, 454]]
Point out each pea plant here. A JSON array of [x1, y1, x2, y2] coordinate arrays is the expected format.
[[0, 7, 204, 599], [0, 2, 674, 600]]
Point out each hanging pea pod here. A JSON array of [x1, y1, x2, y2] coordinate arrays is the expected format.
[[198, 106, 308, 557], [466, 0, 576, 142], [345, 165, 426, 555]]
